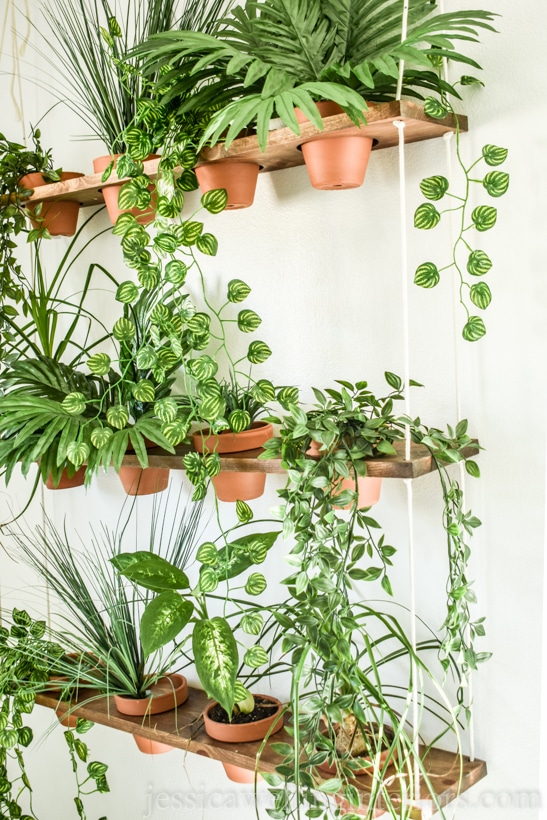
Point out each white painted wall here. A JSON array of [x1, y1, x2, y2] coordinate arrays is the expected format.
[[1, 0, 546, 818]]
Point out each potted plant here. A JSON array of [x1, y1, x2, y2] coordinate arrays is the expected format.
[[132, 2, 497, 188], [7, 493, 205, 754]]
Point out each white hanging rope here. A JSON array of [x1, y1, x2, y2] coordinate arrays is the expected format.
[[394, 117, 421, 799], [396, 1, 410, 100], [443, 130, 475, 763], [0, 0, 31, 131]]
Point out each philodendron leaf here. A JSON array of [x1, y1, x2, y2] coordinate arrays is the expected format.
[[414, 203, 441, 230], [414, 262, 440, 288], [467, 250, 492, 276], [470, 282, 492, 309], [482, 171, 509, 198], [462, 316, 486, 342], [112, 552, 190, 591], [193, 617, 238, 716], [140, 591, 194, 657], [227, 279, 251, 303], [482, 144, 508, 167], [471, 205, 497, 232], [420, 175, 448, 201]]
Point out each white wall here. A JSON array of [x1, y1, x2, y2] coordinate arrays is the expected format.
[[1, 0, 546, 818]]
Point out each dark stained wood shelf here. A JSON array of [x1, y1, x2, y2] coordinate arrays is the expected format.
[[38, 686, 485, 819], [26, 102, 467, 208], [121, 439, 479, 480]]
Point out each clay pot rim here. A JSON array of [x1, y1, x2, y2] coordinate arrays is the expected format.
[[203, 693, 284, 742], [113, 672, 188, 716], [193, 420, 273, 455], [20, 170, 85, 188]]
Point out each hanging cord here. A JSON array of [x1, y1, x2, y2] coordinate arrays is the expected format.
[[0, 0, 31, 130], [395, 0, 410, 100], [394, 117, 421, 800], [443, 130, 475, 764]]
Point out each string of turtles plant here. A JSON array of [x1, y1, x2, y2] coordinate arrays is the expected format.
[[414, 93, 509, 341]]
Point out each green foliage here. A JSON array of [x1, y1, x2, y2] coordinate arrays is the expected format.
[[414, 98, 509, 340]]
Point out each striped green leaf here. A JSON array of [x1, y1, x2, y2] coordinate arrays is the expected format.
[[237, 309, 262, 333], [165, 260, 187, 285], [116, 281, 139, 304], [470, 282, 492, 310], [277, 386, 299, 408], [424, 97, 448, 119], [229, 410, 251, 434], [199, 566, 219, 593], [251, 379, 276, 402], [227, 279, 251, 303], [90, 427, 113, 448], [187, 355, 218, 381], [472, 205, 497, 232], [192, 618, 238, 716], [414, 262, 439, 288], [113, 317, 135, 341], [199, 395, 226, 421], [240, 612, 263, 636], [87, 352, 111, 375], [236, 499, 253, 523], [62, 392, 86, 415], [482, 144, 508, 167], [181, 221, 203, 245], [140, 592, 193, 657], [136, 344, 157, 369], [462, 316, 486, 342], [106, 405, 129, 429], [201, 188, 228, 214], [132, 380, 155, 402], [196, 233, 218, 256], [245, 572, 267, 595], [67, 442, 89, 469], [243, 645, 268, 667], [187, 313, 211, 334], [196, 542, 219, 566], [482, 171, 509, 198], [154, 232, 178, 253], [161, 420, 188, 446], [467, 250, 492, 276], [414, 203, 441, 230], [154, 397, 178, 423], [138, 266, 160, 290], [247, 341, 272, 364], [419, 175, 448, 201]]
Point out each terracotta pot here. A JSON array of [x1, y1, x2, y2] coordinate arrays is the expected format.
[[133, 734, 174, 755], [306, 441, 382, 508], [118, 465, 170, 496], [113, 673, 188, 717], [222, 762, 263, 784], [93, 154, 159, 225], [294, 102, 373, 190], [55, 704, 78, 728], [192, 422, 273, 502], [45, 465, 86, 490], [203, 694, 284, 744], [195, 162, 260, 210], [20, 171, 84, 236]]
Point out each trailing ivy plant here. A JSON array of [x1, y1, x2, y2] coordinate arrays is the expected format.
[[414, 96, 509, 341]]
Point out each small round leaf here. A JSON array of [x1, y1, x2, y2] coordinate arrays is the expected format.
[[414, 262, 440, 288], [471, 205, 497, 232], [470, 282, 492, 310], [227, 279, 251, 303], [247, 341, 272, 364], [467, 250, 492, 276], [482, 144, 508, 167], [419, 175, 448, 201], [87, 352, 111, 376], [62, 392, 87, 415], [201, 188, 228, 214], [414, 203, 441, 230], [237, 309, 262, 333], [482, 171, 509, 198], [462, 316, 486, 342], [245, 572, 267, 596], [115, 281, 140, 304]]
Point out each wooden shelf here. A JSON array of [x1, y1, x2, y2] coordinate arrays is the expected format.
[[121, 439, 479, 480], [26, 102, 467, 208], [37, 687, 485, 819]]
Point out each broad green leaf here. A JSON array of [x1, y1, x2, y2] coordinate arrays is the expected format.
[[140, 591, 193, 657], [470, 282, 492, 309], [466, 460, 481, 478], [132, 380, 155, 402], [136, 344, 157, 369], [467, 250, 492, 276], [414, 203, 441, 230], [227, 279, 251, 303], [471, 205, 497, 232], [62, 392, 86, 415], [482, 144, 508, 167], [192, 617, 238, 715], [462, 315, 486, 341], [90, 427, 113, 448], [162, 419, 188, 446], [87, 352, 111, 376], [237, 309, 262, 333], [116, 281, 139, 304], [201, 188, 228, 214], [247, 341, 272, 364], [113, 317, 135, 341], [196, 542, 219, 566], [414, 262, 440, 288], [277, 386, 299, 408], [187, 355, 218, 381], [199, 394, 225, 421], [423, 97, 448, 119], [252, 379, 276, 402], [245, 572, 267, 595], [243, 645, 269, 667], [113, 552, 190, 591], [212, 531, 279, 580], [154, 397, 178, 423], [187, 312, 211, 334], [482, 171, 509, 198], [240, 612, 264, 635], [420, 175, 448, 201], [317, 778, 343, 794]]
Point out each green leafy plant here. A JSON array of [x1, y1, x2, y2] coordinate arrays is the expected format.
[[37, 0, 234, 154], [414, 96, 509, 341], [132, 0, 497, 150]]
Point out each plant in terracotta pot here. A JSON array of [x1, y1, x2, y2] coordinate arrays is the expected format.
[[6, 494, 206, 755], [132, 0, 497, 190]]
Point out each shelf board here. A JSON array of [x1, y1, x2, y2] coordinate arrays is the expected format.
[[26, 102, 467, 208], [121, 439, 479, 480], [37, 687, 485, 818]]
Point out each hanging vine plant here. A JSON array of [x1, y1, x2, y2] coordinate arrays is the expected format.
[[414, 94, 509, 341]]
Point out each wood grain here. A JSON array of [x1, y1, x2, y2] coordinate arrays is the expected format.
[[38, 686, 485, 817], [26, 102, 467, 208]]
